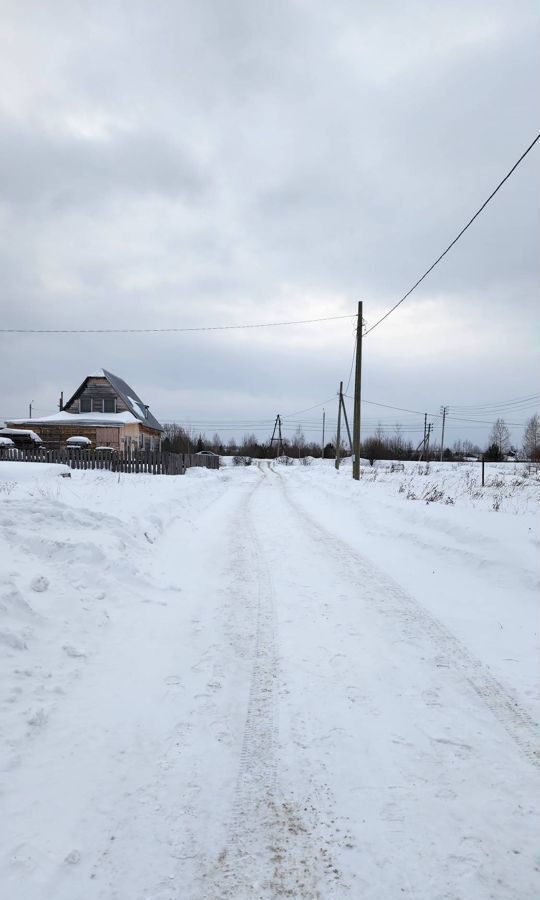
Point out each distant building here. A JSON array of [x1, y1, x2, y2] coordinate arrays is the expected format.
[[5, 369, 163, 452]]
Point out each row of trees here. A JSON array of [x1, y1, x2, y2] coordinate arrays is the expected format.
[[484, 415, 540, 462], [162, 424, 334, 459], [162, 414, 540, 463]]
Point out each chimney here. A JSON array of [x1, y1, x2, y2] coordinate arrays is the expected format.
[[59, 391, 64, 411], [144, 405, 149, 420]]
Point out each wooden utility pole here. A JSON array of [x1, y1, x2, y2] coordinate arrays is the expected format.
[[270, 414, 283, 457], [439, 406, 448, 461], [28, 401, 32, 418], [420, 413, 427, 460], [352, 301, 363, 480], [425, 423, 433, 459], [341, 395, 353, 453], [335, 382, 343, 470], [322, 409, 325, 458]]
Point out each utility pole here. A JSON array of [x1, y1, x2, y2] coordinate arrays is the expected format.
[[335, 382, 343, 471], [29, 401, 33, 419], [419, 413, 427, 460], [425, 423, 433, 459], [440, 406, 448, 462], [322, 409, 325, 459], [270, 414, 284, 458], [341, 395, 353, 454], [270, 416, 277, 452], [352, 301, 363, 480]]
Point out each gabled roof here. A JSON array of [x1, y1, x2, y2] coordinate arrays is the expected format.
[[64, 369, 163, 432]]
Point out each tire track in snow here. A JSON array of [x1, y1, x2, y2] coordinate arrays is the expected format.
[[203, 471, 342, 899], [274, 468, 540, 770]]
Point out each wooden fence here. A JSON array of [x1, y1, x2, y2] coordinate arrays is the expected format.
[[0, 446, 219, 475]]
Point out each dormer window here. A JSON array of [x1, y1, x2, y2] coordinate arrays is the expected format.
[[104, 397, 116, 413], [80, 397, 91, 413]]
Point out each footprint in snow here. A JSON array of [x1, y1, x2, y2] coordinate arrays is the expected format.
[[62, 644, 87, 658], [0, 629, 27, 650], [27, 708, 47, 727], [30, 576, 49, 593]]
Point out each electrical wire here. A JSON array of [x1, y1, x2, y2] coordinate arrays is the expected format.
[[0, 313, 355, 335], [342, 393, 530, 426], [281, 396, 337, 419], [344, 340, 356, 394], [364, 132, 540, 337], [449, 393, 540, 411]]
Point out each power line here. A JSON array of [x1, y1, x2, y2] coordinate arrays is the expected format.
[[364, 132, 540, 337], [0, 313, 355, 335], [342, 393, 530, 426], [344, 340, 356, 394], [281, 396, 337, 419], [449, 392, 540, 411]]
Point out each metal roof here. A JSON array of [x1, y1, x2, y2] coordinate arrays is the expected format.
[[64, 369, 164, 432]]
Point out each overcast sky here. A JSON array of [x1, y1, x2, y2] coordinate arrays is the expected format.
[[0, 0, 538, 448]]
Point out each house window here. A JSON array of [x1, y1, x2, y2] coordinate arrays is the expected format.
[[104, 397, 116, 413], [92, 399, 104, 413], [139, 433, 145, 449], [80, 397, 91, 413]]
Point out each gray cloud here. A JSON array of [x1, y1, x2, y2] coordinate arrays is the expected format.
[[0, 0, 538, 447]]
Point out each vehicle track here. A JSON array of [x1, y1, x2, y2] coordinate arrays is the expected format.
[[272, 466, 540, 769], [203, 472, 337, 899]]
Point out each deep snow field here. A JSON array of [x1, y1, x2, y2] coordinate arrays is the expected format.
[[0, 458, 538, 900]]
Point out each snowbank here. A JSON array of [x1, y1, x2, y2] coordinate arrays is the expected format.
[[0, 461, 72, 483], [1, 461, 537, 899]]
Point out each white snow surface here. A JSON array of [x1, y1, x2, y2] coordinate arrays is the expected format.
[[0, 462, 72, 482], [8, 411, 139, 426], [127, 395, 147, 420], [0, 459, 538, 899]]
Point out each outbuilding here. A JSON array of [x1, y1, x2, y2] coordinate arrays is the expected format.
[[5, 369, 164, 453]]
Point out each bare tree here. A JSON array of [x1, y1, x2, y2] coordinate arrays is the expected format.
[[291, 425, 306, 457], [522, 414, 540, 461], [488, 418, 510, 456], [392, 423, 404, 457]]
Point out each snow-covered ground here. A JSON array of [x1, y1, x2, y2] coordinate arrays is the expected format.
[[0, 459, 538, 899]]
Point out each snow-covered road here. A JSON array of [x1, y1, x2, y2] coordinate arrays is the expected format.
[[1, 461, 538, 899]]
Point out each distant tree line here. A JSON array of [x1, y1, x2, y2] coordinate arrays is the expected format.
[[162, 414, 540, 464]]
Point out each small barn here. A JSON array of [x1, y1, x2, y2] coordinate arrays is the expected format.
[[0, 428, 43, 449], [5, 369, 164, 452]]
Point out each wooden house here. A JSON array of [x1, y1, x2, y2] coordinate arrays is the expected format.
[[5, 369, 164, 452]]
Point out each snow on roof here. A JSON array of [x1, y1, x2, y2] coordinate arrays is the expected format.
[[63, 370, 163, 432], [66, 435, 92, 444], [0, 428, 43, 442], [7, 411, 140, 427], [127, 395, 147, 419], [0, 436, 15, 446]]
